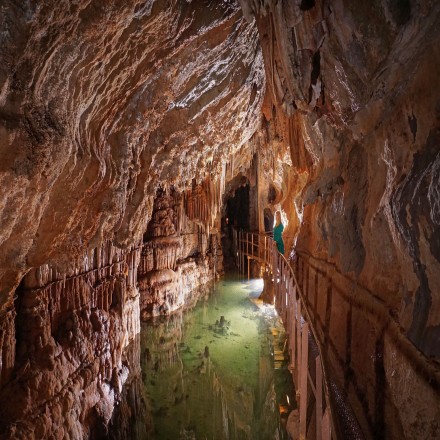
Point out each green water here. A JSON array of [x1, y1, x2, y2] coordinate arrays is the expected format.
[[140, 276, 296, 440]]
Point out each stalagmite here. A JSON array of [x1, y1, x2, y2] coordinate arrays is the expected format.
[[137, 187, 223, 319]]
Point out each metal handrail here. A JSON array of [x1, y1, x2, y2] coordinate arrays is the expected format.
[[237, 230, 337, 440]]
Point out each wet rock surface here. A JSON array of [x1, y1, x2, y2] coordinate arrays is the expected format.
[[138, 188, 223, 319], [0, 0, 439, 439], [241, 0, 440, 357], [0, 1, 263, 437], [0, 244, 141, 439], [239, 1, 440, 438], [0, 0, 264, 299]]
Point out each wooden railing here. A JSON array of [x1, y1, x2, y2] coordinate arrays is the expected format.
[[238, 230, 334, 440], [236, 230, 272, 277]]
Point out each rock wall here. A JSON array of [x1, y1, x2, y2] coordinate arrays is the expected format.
[[0, 243, 141, 439], [2, 0, 439, 438], [239, 0, 440, 438], [0, 2, 263, 436], [107, 334, 151, 440], [294, 252, 440, 440], [0, 0, 264, 301], [138, 186, 223, 319]]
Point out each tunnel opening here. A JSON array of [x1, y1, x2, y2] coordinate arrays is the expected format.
[[221, 175, 251, 271], [300, 0, 316, 11], [225, 175, 251, 232]]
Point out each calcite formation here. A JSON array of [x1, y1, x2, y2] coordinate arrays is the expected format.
[[240, 0, 440, 438], [0, 0, 263, 438], [0, 0, 439, 439], [137, 188, 223, 319], [0, 243, 141, 438], [0, 0, 264, 299]]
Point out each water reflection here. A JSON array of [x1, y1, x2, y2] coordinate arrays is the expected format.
[[140, 276, 295, 440], [107, 334, 152, 440]]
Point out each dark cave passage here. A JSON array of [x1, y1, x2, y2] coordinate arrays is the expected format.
[[221, 176, 251, 270]]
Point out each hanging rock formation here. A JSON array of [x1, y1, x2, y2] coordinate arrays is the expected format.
[[0, 0, 264, 299], [240, 0, 440, 439], [0, 0, 439, 439], [0, 1, 263, 437], [138, 187, 222, 319], [0, 242, 141, 438]]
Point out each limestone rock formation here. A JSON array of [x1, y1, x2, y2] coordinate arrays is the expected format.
[[240, 0, 440, 438], [0, 0, 264, 300], [138, 187, 222, 319], [0, 1, 263, 438], [0, 243, 141, 438], [1, 0, 439, 438]]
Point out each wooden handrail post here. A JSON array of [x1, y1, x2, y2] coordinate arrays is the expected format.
[[236, 232, 336, 440], [239, 231, 243, 275], [276, 254, 280, 308], [297, 300, 302, 386], [290, 284, 297, 374], [238, 230, 241, 274], [316, 355, 323, 440], [284, 269, 288, 322], [238, 230, 240, 274], [264, 235, 267, 262], [300, 321, 309, 440], [241, 231, 245, 276], [322, 408, 331, 440]]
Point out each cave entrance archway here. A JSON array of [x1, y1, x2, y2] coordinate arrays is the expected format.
[[221, 175, 252, 269], [225, 178, 250, 231]]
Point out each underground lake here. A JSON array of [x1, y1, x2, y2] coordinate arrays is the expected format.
[[138, 276, 296, 440]]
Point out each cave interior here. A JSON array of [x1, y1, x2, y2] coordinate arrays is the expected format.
[[0, 0, 439, 439]]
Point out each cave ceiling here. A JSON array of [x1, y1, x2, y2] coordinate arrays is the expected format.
[[0, 0, 265, 297]]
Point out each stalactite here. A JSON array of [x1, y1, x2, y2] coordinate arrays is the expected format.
[[18, 241, 141, 341], [0, 305, 16, 388], [138, 184, 224, 319]]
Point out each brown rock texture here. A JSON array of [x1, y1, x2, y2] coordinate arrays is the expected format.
[[0, 243, 141, 439], [240, 0, 440, 438], [0, 0, 264, 301], [0, 1, 263, 438], [138, 187, 222, 318], [1, 0, 440, 438]]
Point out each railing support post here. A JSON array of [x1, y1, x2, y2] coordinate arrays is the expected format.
[[296, 300, 302, 388], [241, 231, 245, 276], [238, 230, 240, 274], [239, 230, 242, 275], [291, 284, 297, 374], [264, 235, 267, 262], [322, 408, 331, 440], [316, 355, 323, 440], [300, 322, 309, 440], [236, 231, 336, 440]]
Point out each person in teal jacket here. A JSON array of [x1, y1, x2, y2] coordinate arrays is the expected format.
[[273, 211, 284, 254]]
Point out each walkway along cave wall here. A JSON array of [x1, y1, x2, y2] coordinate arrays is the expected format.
[[239, 1, 440, 438]]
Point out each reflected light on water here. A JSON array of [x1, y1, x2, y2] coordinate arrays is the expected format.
[[140, 275, 296, 440]]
